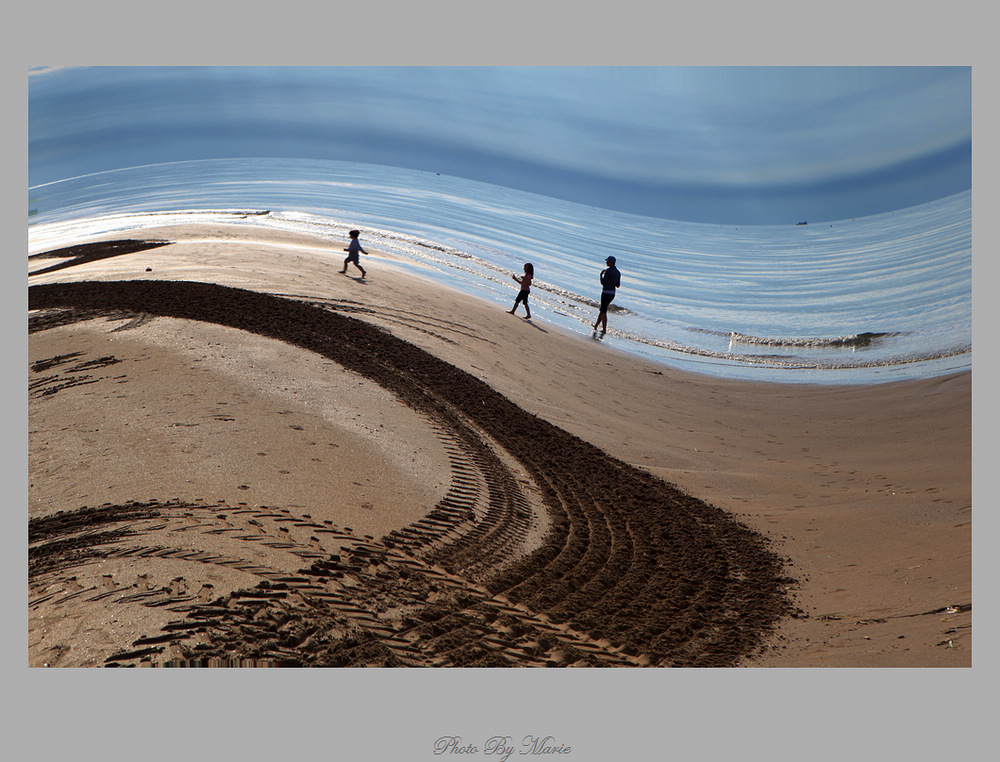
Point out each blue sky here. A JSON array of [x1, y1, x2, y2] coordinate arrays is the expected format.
[[29, 66, 971, 224]]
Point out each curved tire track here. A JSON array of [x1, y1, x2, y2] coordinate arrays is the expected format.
[[29, 272, 794, 667]]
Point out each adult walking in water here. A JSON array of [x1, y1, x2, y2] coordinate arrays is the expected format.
[[593, 255, 621, 336], [340, 229, 367, 278]]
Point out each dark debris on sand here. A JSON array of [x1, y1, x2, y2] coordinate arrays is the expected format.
[[28, 240, 170, 277]]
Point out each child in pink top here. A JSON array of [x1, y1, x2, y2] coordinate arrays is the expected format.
[[507, 262, 534, 319]]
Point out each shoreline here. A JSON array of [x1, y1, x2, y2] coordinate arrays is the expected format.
[[27, 225, 971, 666], [28, 216, 971, 386]]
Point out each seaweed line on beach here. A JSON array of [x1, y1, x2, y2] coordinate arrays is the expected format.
[[28, 239, 170, 277], [29, 271, 796, 667]]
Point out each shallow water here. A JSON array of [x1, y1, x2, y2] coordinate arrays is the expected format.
[[28, 158, 971, 384]]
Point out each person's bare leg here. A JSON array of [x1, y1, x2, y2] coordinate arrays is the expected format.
[[594, 311, 607, 333]]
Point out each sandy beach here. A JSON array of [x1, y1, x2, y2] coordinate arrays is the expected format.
[[27, 224, 971, 667]]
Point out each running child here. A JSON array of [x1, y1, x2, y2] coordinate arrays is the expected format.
[[507, 262, 534, 319], [340, 229, 367, 277]]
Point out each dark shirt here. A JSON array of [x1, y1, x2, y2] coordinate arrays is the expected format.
[[601, 265, 621, 293]]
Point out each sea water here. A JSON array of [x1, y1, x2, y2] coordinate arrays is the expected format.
[[28, 158, 971, 385]]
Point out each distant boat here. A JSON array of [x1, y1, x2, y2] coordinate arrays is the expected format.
[[796, 220, 808, 225]]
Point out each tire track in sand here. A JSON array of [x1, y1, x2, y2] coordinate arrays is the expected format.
[[29, 272, 794, 667]]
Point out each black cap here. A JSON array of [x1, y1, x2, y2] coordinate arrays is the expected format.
[[606, 256, 616, 264]]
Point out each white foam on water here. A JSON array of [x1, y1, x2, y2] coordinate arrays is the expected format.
[[28, 159, 971, 384]]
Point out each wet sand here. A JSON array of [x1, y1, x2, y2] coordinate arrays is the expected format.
[[27, 225, 971, 667]]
